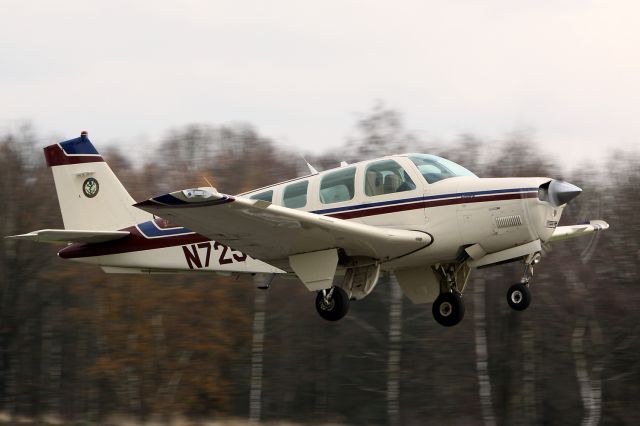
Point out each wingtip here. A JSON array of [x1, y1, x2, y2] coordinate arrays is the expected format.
[[591, 220, 610, 231], [4, 232, 37, 240]]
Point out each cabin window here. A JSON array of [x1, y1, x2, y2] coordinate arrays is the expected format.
[[365, 160, 416, 196], [250, 190, 273, 202], [320, 167, 356, 204], [282, 181, 308, 208]]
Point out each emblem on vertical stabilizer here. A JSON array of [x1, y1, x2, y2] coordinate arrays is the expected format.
[[83, 177, 99, 198]]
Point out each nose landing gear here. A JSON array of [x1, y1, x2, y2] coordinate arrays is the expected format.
[[507, 252, 540, 311], [507, 283, 531, 311]]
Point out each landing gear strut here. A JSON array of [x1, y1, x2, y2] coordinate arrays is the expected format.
[[506, 252, 540, 311], [432, 263, 471, 327], [315, 286, 350, 321]]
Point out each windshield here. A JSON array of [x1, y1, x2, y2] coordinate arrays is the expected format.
[[409, 154, 477, 184]]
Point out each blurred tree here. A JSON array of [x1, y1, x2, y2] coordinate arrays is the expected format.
[[345, 101, 420, 161], [485, 130, 559, 178], [0, 119, 638, 425], [153, 123, 299, 195], [0, 125, 68, 421]]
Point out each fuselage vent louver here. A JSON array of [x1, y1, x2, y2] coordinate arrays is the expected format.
[[495, 215, 523, 229]]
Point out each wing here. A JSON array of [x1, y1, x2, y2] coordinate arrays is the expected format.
[[6, 229, 130, 244], [134, 190, 432, 263], [548, 220, 609, 243]]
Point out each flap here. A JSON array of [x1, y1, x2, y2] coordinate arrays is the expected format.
[[548, 220, 609, 243], [289, 249, 339, 291], [6, 229, 130, 244], [135, 189, 432, 263]]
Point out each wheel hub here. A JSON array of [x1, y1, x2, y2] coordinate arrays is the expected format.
[[320, 297, 335, 311], [439, 301, 453, 317], [511, 290, 523, 304]]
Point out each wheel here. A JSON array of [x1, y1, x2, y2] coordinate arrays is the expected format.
[[507, 283, 531, 311], [432, 292, 465, 327], [315, 287, 350, 321]]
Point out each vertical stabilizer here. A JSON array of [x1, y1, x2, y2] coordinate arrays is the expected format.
[[44, 132, 151, 231]]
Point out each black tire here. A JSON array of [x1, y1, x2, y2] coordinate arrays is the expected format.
[[315, 287, 350, 321], [507, 283, 531, 311], [432, 292, 465, 327]]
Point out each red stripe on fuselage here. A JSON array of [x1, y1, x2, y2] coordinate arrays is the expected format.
[[329, 191, 538, 219], [58, 225, 208, 259]]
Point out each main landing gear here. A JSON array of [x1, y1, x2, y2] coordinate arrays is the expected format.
[[506, 252, 540, 311], [315, 286, 350, 321], [432, 263, 471, 327], [314, 263, 380, 322]]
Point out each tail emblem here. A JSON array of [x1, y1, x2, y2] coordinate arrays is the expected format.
[[83, 177, 100, 198]]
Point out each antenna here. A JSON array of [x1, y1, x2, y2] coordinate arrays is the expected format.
[[302, 156, 319, 175]]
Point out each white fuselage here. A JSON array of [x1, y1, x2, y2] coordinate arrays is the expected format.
[[236, 155, 558, 272], [63, 154, 559, 275]]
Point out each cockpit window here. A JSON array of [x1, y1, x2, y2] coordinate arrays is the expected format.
[[365, 160, 416, 196], [409, 154, 477, 184]]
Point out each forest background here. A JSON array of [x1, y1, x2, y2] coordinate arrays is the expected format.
[[1, 104, 638, 425]]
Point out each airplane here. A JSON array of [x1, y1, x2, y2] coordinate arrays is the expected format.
[[8, 132, 609, 326]]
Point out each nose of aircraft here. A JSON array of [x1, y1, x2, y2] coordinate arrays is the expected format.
[[546, 180, 582, 206]]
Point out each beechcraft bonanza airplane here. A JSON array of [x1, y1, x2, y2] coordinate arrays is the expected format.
[[8, 132, 609, 326]]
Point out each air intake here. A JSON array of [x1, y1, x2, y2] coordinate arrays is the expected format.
[[495, 215, 523, 229]]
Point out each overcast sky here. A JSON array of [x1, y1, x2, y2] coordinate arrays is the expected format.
[[2, 0, 639, 165]]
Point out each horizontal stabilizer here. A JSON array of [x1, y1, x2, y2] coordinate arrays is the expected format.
[[6, 229, 130, 244], [548, 220, 609, 243]]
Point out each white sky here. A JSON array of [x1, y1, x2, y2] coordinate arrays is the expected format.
[[2, 0, 639, 165]]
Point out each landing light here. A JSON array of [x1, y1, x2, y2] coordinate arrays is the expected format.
[[183, 188, 213, 199]]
